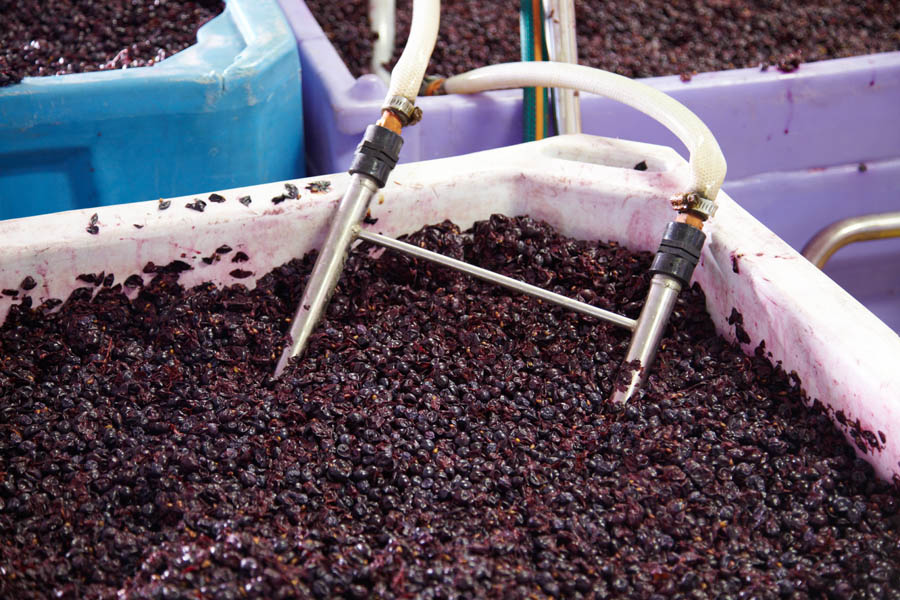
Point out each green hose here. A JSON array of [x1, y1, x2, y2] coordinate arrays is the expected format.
[[519, 0, 551, 141]]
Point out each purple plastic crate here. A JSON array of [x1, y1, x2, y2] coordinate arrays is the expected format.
[[278, 0, 900, 331], [279, 0, 900, 177]]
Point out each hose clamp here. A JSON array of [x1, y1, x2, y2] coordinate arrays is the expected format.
[[671, 192, 717, 220], [382, 95, 423, 127]]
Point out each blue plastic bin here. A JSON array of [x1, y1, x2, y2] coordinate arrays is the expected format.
[[0, 0, 304, 220]]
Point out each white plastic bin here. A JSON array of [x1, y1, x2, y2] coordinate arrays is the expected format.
[[1, 135, 897, 482]]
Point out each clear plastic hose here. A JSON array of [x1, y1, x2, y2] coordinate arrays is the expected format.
[[443, 61, 727, 200], [385, 0, 440, 104], [369, 0, 396, 84], [542, 0, 581, 134]]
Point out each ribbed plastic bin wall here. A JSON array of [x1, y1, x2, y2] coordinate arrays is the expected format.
[[1, 135, 897, 481], [0, 0, 304, 220], [278, 0, 900, 332]]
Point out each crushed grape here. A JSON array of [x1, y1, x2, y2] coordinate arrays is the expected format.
[[305, 0, 900, 80], [1, 215, 898, 598], [1, 0, 224, 87]]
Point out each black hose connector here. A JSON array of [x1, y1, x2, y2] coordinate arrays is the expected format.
[[649, 221, 706, 285], [349, 124, 404, 188]]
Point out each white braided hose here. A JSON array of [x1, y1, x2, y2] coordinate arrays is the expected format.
[[444, 62, 727, 201], [385, 0, 440, 103]]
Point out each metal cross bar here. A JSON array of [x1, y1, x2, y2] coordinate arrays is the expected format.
[[356, 229, 637, 331]]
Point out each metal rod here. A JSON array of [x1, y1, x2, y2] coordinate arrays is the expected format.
[[801, 211, 900, 269], [610, 273, 682, 403], [357, 229, 637, 331], [273, 174, 379, 378]]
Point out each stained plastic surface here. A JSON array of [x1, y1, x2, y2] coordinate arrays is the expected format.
[[0, 0, 304, 220], [0, 135, 897, 483], [726, 158, 900, 333]]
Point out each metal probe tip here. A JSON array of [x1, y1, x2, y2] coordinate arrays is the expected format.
[[610, 219, 707, 402], [610, 273, 682, 403], [273, 174, 379, 379], [273, 122, 404, 379]]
